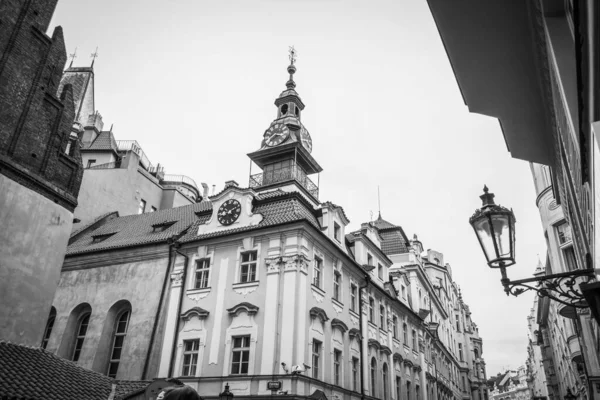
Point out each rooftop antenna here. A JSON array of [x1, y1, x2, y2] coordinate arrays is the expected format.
[[378, 185, 381, 218], [90, 47, 99, 67], [109, 124, 114, 133], [68, 47, 77, 68]]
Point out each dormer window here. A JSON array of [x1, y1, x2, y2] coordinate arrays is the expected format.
[[334, 222, 341, 242], [367, 253, 373, 266], [378, 264, 383, 280], [280, 104, 288, 116], [91, 233, 116, 243], [152, 221, 176, 233]]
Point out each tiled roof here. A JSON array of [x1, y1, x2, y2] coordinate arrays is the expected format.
[[0, 340, 111, 400], [71, 211, 119, 238], [67, 190, 321, 255], [114, 380, 153, 400], [66, 201, 212, 256], [321, 201, 350, 223], [372, 214, 411, 255], [83, 131, 118, 152], [179, 192, 320, 243]]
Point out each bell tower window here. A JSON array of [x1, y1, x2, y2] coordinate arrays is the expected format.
[[295, 106, 300, 116], [280, 104, 288, 116]]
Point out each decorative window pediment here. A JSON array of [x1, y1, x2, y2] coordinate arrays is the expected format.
[[227, 302, 259, 316], [403, 359, 414, 368], [181, 307, 210, 321], [368, 338, 381, 350], [330, 318, 348, 333], [348, 328, 362, 341], [393, 352, 403, 363], [309, 306, 329, 323], [380, 345, 392, 356]]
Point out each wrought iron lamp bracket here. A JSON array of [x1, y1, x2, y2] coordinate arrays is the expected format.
[[499, 265, 598, 308]]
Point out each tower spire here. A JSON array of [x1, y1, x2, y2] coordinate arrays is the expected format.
[[90, 47, 99, 68], [68, 47, 77, 68], [286, 46, 297, 90]]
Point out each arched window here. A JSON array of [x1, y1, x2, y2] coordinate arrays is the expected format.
[[108, 310, 130, 378], [474, 348, 479, 359], [382, 363, 389, 400], [41, 307, 56, 349], [370, 357, 377, 396], [72, 312, 91, 361]]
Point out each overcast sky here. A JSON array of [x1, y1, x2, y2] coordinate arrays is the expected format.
[[50, 0, 547, 376]]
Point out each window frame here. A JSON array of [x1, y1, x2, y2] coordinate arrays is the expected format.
[[333, 270, 341, 301], [239, 251, 258, 283], [382, 363, 389, 400], [333, 348, 342, 386], [138, 199, 146, 214], [370, 357, 377, 396], [181, 339, 200, 377], [72, 312, 90, 362], [369, 297, 375, 323], [378, 263, 383, 280], [412, 329, 416, 349], [230, 335, 251, 375], [350, 283, 357, 312], [86, 159, 96, 168], [194, 258, 211, 289], [313, 256, 323, 288], [352, 357, 360, 391], [379, 304, 386, 330], [334, 221, 341, 242], [403, 323, 408, 345], [392, 315, 398, 339], [41, 309, 56, 350], [312, 340, 322, 379], [107, 310, 130, 378]]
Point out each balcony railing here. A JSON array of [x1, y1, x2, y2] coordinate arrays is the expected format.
[[86, 161, 121, 170], [161, 174, 199, 190], [249, 165, 319, 199]]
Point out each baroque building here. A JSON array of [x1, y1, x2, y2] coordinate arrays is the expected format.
[[44, 54, 488, 400], [487, 367, 529, 400], [0, 0, 84, 346]]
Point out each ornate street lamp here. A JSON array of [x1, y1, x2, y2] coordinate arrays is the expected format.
[[469, 186, 598, 308], [220, 384, 234, 400]]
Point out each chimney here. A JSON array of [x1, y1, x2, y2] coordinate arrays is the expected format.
[[225, 180, 239, 189], [201, 183, 209, 199], [212, 185, 216, 195]]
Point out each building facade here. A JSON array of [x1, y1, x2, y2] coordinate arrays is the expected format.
[[0, 0, 84, 346], [487, 367, 529, 400], [426, 0, 600, 396], [526, 296, 549, 400], [43, 56, 489, 400], [56, 65, 208, 228]]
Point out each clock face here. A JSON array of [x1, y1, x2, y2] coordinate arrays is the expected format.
[[217, 199, 241, 226], [264, 123, 290, 147], [300, 127, 313, 152]]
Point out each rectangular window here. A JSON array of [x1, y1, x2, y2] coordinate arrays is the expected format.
[[367, 253, 373, 266], [194, 259, 210, 289], [369, 297, 375, 322], [556, 221, 573, 245], [240, 251, 257, 283], [392, 315, 398, 339], [380, 305, 386, 330], [563, 246, 578, 271], [378, 263, 383, 279], [230, 335, 250, 375], [138, 199, 146, 214], [458, 343, 464, 361], [333, 271, 341, 301], [86, 159, 96, 168], [334, 222, 341, 242], [312, 340, 322, 378], [352, 357, 360, 391], [403, 323, 408, 344], [313, 257, 323, 288], [333, 349, 342, 385], [396, 377, 401, 400], [412, 330, 416, 349], [182, 339, 200, 376], [350, 283, 357, 312], [406, 382, 411, 400], [416, 385, 420, 400], [401, 286, 406, 299]]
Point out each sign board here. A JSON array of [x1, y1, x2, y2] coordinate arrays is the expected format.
[[267, 381, 282, 391]]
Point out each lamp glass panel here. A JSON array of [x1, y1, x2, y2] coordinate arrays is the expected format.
[[473, 217, 495, 263], [490, 214, 512, 259]]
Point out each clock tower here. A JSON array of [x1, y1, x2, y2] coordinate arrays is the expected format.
[[248, 47, 322, 204]]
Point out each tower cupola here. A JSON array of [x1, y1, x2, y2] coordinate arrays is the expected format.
[[247, 48, 322, 203]]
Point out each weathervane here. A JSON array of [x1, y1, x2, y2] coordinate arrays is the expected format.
[[68, 47, 77, 68], [288, 46, 297, 65], [90, 47, 99, 67]]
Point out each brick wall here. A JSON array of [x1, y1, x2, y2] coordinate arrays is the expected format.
[[0, 0, 83, 212]]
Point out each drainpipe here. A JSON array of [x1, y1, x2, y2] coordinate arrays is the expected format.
[[168, 243, 189, 378], [142, 244, 174, 379], [359, 273, 371, 400]]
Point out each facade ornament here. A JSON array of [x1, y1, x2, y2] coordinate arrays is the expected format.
[[233, 285, 258, 297], [265, 257, 282, 274], [187, 290, 209, 302], [171, 271, 183, 288]]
